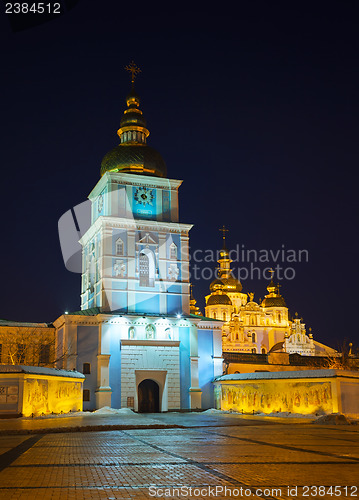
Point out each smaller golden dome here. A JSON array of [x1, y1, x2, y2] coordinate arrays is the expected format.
[[207, 294, 232, 306], [209, 278, 224, 292], [220, 275, 243, 293]]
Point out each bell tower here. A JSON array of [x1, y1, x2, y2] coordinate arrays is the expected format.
[[80, 65, 192, 315]]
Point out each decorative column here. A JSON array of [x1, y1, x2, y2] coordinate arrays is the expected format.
[[95, 320, 112, 408]]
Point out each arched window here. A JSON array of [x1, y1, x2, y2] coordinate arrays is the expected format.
[[213, 312, 217, 319], [165, 327, 172, 339], [39, 345, 50, 365], [128, 327, 135, 339], [170, 242, 177, 260], [235, 333, 239, 340], [222, 312, 226, 321], [139, 252, 150, 286], [278, 313, 281, 323], [89, 255, 95, 294], [145, 324, 156, 339], [83, 363, 91, 374], [261, 347, 266, 354], [251, 347, 257, 353], [116, 238, 124, 256], [252, 332, 256, 343], [139, 250, 155, 287]]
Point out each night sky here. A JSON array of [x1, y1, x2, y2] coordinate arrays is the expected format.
[[1, 1, 358, 350]]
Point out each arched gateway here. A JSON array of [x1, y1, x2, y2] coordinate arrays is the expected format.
[[137, 379, 160, 413]]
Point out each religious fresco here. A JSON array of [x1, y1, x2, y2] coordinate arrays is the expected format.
[[0, 384, 18, 405], [22, 378, 83, 416], [218, 380, 333, 414]]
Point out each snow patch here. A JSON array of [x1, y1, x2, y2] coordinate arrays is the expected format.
[[313, 413, 354, 425], [201, 408, 233, 414], [22, 407, 139, 420], [92, 407, 137, 416]]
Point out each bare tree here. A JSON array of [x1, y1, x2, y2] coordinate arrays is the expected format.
[[0, 325, 70, 368], [324, 340, 359, 371]]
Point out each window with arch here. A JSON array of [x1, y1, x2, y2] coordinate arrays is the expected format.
[[116, 237, 124, 256], [139, 250, 155, 287], [145, 324, 156, 339], [128, 327, 135, 339], [235, 333, 239, 340], [170, 242, 177, 260], [213, 312, 217, 319], [251, 347, 257, 353], [39, 344, 50, 365], [83, 363, 91, 374], [261, 347, 267, 354], [165, 327, 172, 340], [251, 332, 256, 343], [278, 313, 282, 323], [222, 312, 226, 321]]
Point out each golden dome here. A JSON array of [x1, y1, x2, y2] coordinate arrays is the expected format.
[[101, 83, 167, 178]]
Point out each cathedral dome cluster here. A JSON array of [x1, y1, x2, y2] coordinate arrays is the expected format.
[[101, 82, 167, 178], [203, 229, 319, 356]]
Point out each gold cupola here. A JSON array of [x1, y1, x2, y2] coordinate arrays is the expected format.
[[100, 62, 167, 178], [261, 271, 287, 308], [216, 226, 243, 293]]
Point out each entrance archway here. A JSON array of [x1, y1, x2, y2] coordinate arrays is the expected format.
[[138, 379, 160, 413]]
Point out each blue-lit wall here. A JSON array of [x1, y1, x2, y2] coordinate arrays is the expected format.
[[109, 328, 121, 408], [198, 329, 215, 409]]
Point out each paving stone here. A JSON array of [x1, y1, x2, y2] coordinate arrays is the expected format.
[[0, 415, 358, 499]]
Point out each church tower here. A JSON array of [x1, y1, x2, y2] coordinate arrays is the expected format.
[[80, 64, 191, 316], [54, 65, 223, 412]]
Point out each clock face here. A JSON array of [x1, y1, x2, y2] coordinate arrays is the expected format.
[[134, 187, 154, 207], [98, 194, 104, 212]]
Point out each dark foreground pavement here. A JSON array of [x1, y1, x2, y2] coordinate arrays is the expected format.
[[0, 413, 358, 499], [0, 411, 286, 435]]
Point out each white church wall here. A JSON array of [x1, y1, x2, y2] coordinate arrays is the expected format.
[[120, 341, 180, 411]]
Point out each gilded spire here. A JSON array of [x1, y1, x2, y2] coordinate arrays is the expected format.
[[267, 269, 276, 294], [212, 226, 243, 293], [117, 63, 149, 146], [100, 63, 167, 178], [189, 284, 202, 316], [219, 225, 229, 250]]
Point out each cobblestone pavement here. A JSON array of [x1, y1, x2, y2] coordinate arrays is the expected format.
[[0, 418, 358, 499]]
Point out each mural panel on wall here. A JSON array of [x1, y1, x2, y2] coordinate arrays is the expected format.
[[219, 381, 333, 414]]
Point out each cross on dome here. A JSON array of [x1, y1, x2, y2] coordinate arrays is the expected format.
[[125, 61, 141, 84]]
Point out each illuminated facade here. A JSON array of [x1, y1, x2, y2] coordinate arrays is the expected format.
[[205, 242, 331, 357], [54, 75, 222, 411]]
